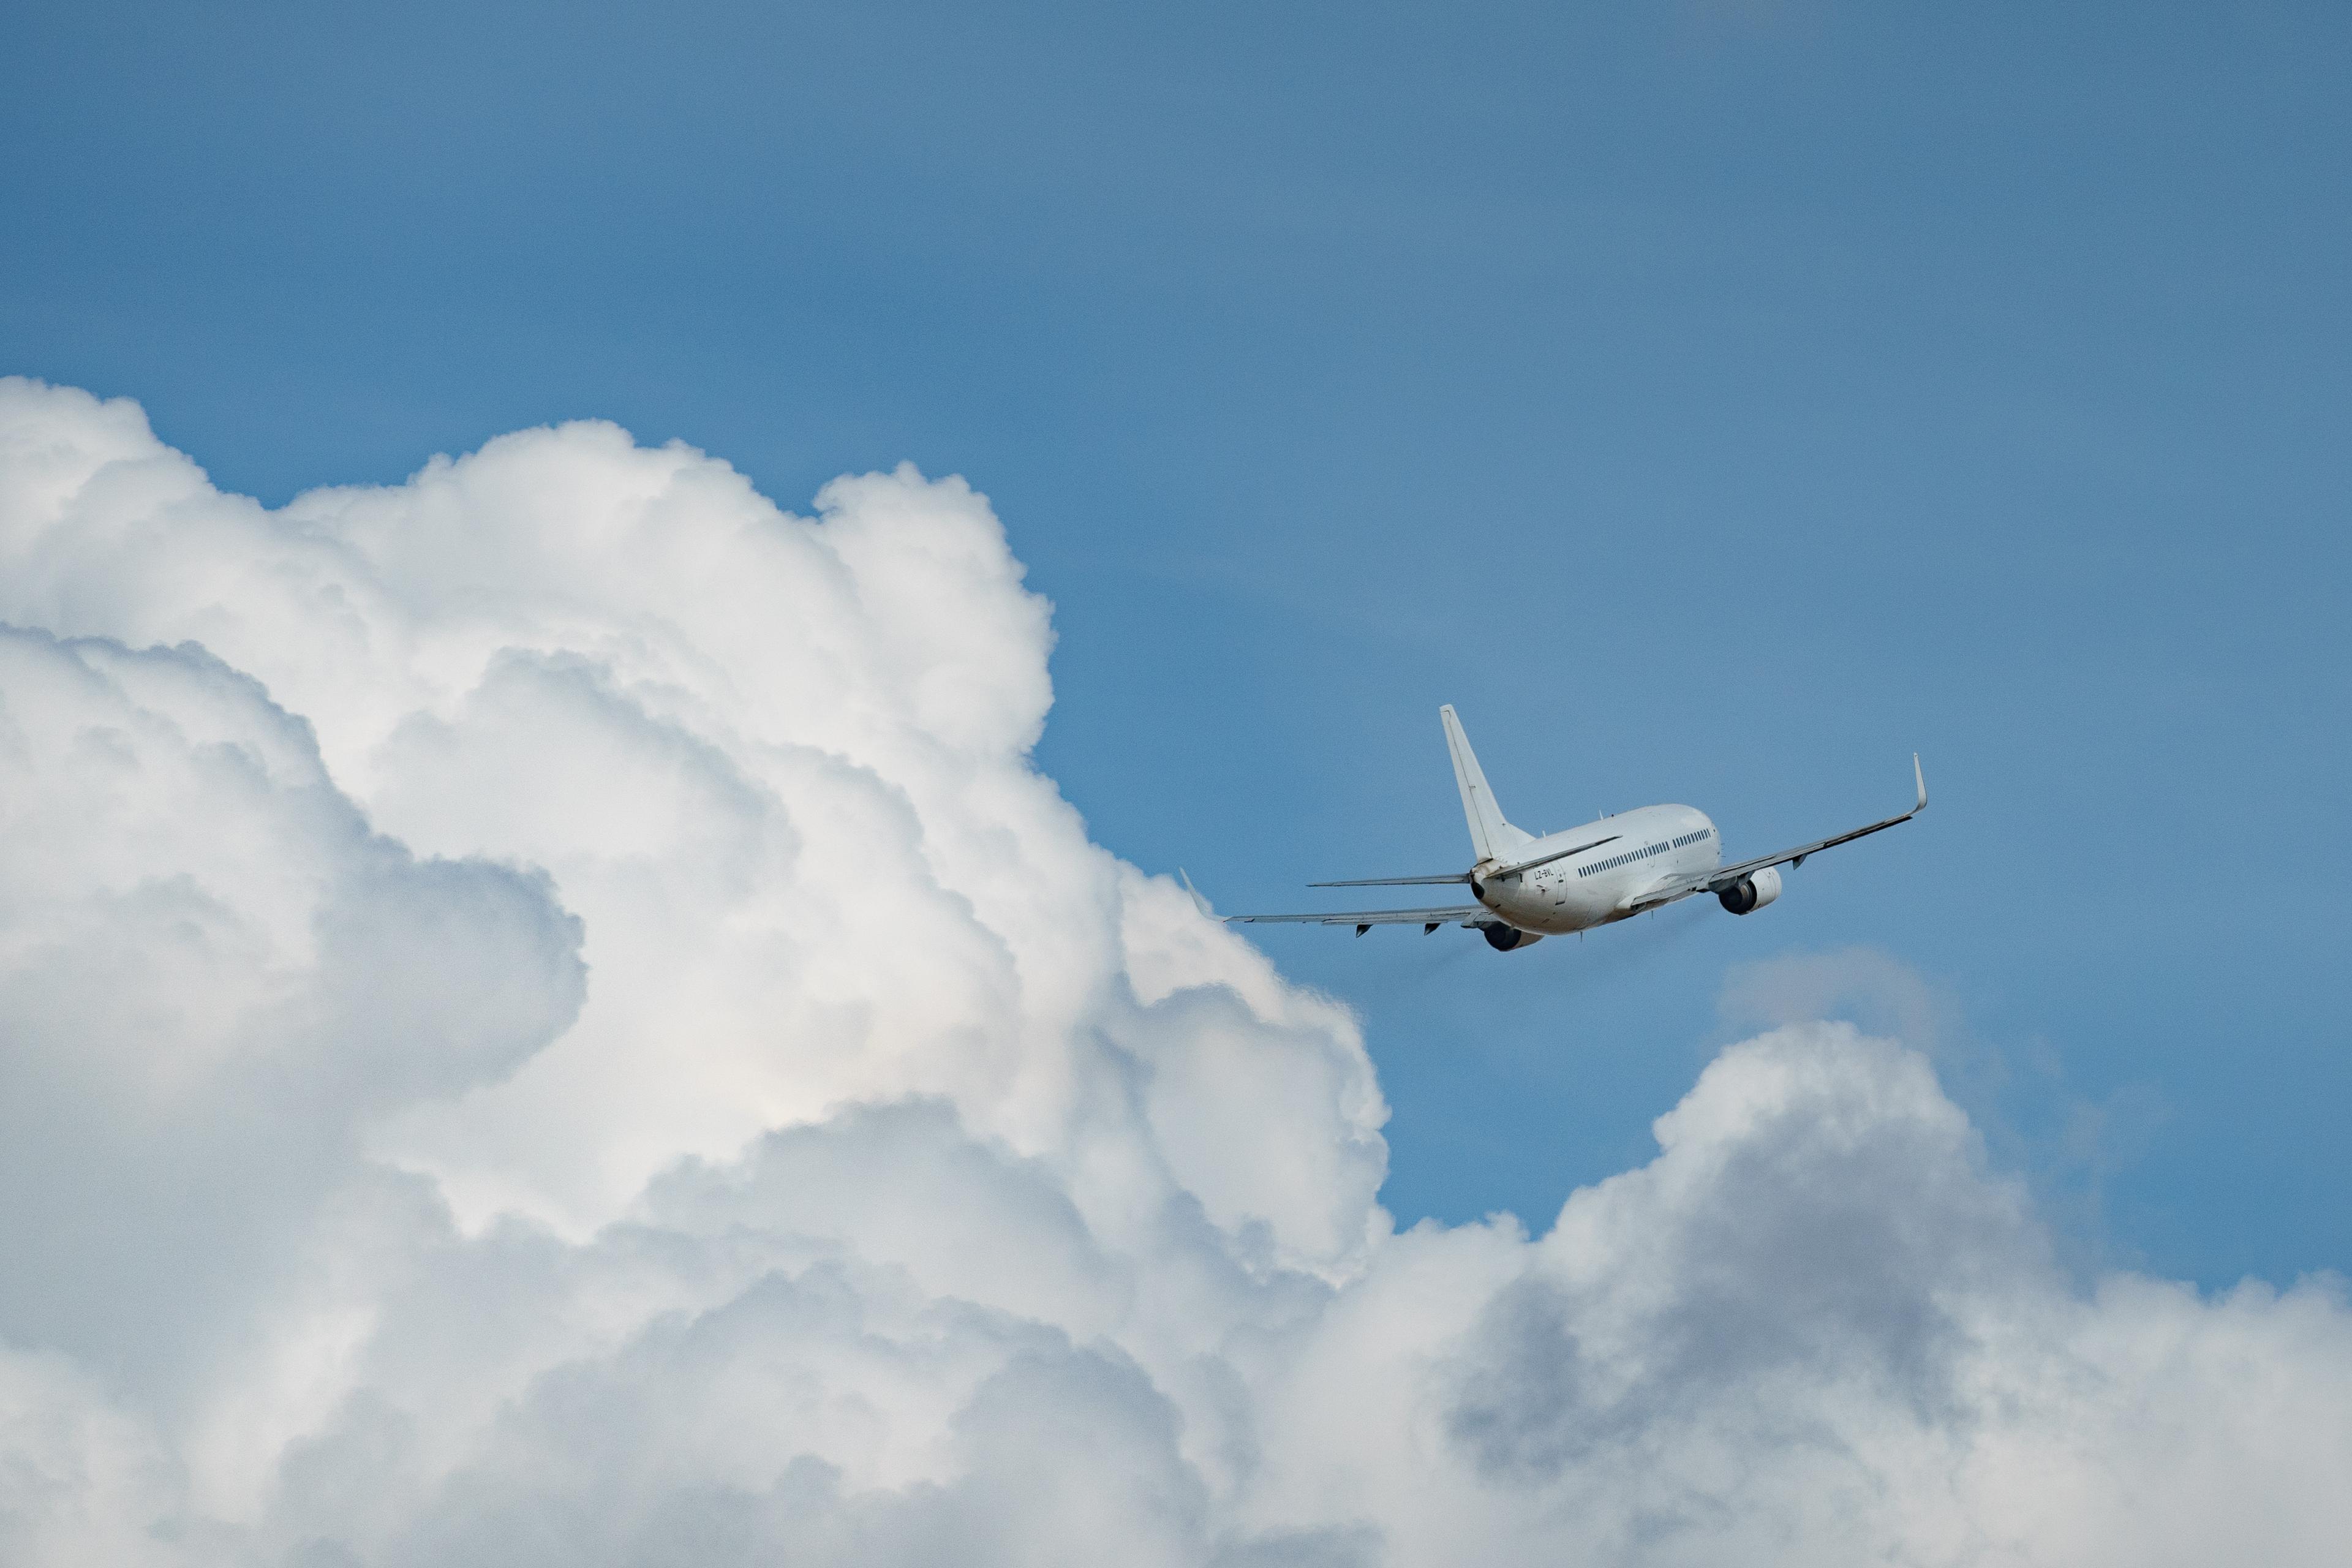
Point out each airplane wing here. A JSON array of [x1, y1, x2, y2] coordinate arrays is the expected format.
[[1621, 754, 1928, 913], [1177, 870, 1489, 935], [1223, 904, 1491, 934]]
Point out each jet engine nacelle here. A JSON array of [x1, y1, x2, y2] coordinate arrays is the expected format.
[[1482, 924, 1545, 952], [1717, 867, 1783, 914]]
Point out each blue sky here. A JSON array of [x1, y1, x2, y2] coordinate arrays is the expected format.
[[7, 0, 2346, 1289]]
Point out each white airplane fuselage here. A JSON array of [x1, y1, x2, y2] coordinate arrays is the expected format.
[[1472, 805, 1721, 935], [1212, 704, 1920, 948]]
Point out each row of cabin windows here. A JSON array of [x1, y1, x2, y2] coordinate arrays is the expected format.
[[1578, 826, 1713, 878]]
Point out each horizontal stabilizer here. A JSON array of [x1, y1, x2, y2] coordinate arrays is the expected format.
[[1486, 834, 1618, 878], [1309, 873, 1471, 888]]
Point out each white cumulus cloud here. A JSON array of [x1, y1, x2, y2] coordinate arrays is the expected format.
[[1, 376, 2348, 1566]]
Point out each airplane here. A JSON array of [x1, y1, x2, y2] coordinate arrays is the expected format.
[[1190, 705, 1924, 951]]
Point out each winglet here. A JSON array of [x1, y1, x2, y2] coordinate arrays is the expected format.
[[1912, 753, 1928, 815], [1178, 868, 1217, 921]]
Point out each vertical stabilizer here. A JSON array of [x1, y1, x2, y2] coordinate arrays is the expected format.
[[1439, 705, 1531, 863]]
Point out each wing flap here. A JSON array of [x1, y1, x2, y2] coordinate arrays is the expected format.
[[1618, 878, 1704, 913]]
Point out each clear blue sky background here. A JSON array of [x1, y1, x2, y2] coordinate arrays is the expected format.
[[7, 1, 2346, 1289]]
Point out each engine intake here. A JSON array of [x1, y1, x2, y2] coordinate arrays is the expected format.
[[1717, 867, 1783, 914], [1482, 924, 1544, 952]]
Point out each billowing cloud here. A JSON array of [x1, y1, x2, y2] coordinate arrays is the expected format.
[[1, 377, 2348, 1566]]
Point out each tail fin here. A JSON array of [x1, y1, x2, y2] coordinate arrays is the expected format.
[[1439, 705, 1532, 863]]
